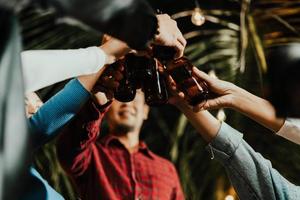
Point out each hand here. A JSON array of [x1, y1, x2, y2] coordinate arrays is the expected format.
[[100, 35, 131, 65], [153, 14, 186, 59], [93, 61, 124, 101], [191, 67, 239, 112], [159, 62, 186, 106]]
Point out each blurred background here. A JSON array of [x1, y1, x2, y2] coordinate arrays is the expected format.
[[18, 0, 300, 199]]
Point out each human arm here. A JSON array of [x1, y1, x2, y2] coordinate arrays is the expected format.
[[28, 78, 90, 148], [175, 101, 300, 200], [28, 66, 114, 149], [22, 37, 129, 93], [45, 0, 186, 54], [192, 68, 300, 144], [28, 37, 126, 148], [191, 68, 284, 132], [28, 68, 120, 149]]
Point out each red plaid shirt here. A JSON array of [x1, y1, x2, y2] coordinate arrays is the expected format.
[[57, 100, 184, 200]]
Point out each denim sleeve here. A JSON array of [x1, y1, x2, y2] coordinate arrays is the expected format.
[[29, 78, 90, 148], [206, 122, 300, 200]]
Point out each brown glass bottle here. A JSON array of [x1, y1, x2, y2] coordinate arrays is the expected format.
[[166, 57, 209, 106], [112, 58, 136, 102], [126, 54, 168, 106], [142, 58, 168, 106], [114, 54, 168, 106], [153, 45, 209, 106]]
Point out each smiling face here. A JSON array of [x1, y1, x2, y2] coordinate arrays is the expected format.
[[106, 90, 149, 134]]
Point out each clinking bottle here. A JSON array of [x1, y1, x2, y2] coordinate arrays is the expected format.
[[142, 58, 168, 106], [153, 45, 209, 106], [113, 54, 168, 106], [112, 58, 136, 102]]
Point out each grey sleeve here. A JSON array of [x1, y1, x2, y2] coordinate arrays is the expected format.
[[207, 122, 300, 200]]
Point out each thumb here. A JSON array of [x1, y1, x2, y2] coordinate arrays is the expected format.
[[202, 99, 223, 110], [192, 67, 214, 85]]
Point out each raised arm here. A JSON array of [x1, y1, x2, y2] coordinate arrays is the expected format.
[[22, 36, 129, 93], [191, 68, 284, 132], [46, 0, 186, 53], [174, 99, 300, 200], [192, 68, 300, 145], [28, 37, 127, 148]]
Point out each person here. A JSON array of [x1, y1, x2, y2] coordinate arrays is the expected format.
[[56, 90, 184, 199], [168, 67, 300, 200], [21, 37, 129, 200], [0, 0, 186, 198]]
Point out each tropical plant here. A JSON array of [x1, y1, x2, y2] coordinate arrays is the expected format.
[[18, 0, 300, 199]]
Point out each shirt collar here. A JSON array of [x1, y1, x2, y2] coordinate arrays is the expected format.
[[100, 134, 156, 160]]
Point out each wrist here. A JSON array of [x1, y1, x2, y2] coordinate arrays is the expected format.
[[99, 46, 116, 65], [99, 41, 130, 65], [174, 100, 193, 114], [227, 84, 246, 111], [146, 15, 160, 47]]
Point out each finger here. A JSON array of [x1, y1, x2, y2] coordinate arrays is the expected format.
[[92, 84, 109, 94], [191, 67, 214, 85], [173, 40, 184, 59], [101, 75, 113, 83], [112, 70, 123, 81], [130, 50, 150, 57], [192, 100, 207, 112], [178, 91, 185, 99], [201, 99, 222, 110], [102, 79, 120, 89], [106, 90, 115, 100], [115, 63, 124, 72], [177, 34, 187, 48], [101, 76, 115, 88], [102, 34, 112, 44], [164, 74, 177, 89], [156, 60, 165, 73]]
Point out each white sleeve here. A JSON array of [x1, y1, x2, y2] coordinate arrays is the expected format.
[[22, 46, 106, 93], [276, 118, 300, 145]]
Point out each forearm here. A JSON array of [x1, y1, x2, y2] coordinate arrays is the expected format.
[[22, 47, 106, 93], [29, 78, 90, 148], [232, 86, 284, 132], [176, 101, 221, 143]]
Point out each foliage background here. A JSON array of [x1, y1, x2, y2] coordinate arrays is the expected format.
[[18, 0, 300, 199]]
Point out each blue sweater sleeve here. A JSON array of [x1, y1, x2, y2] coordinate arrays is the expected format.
[[29, 78, 90, 148], [206, 122, 300, 200]]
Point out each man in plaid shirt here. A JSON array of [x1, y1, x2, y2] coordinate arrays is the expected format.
[[57, 88, 184, 200]]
